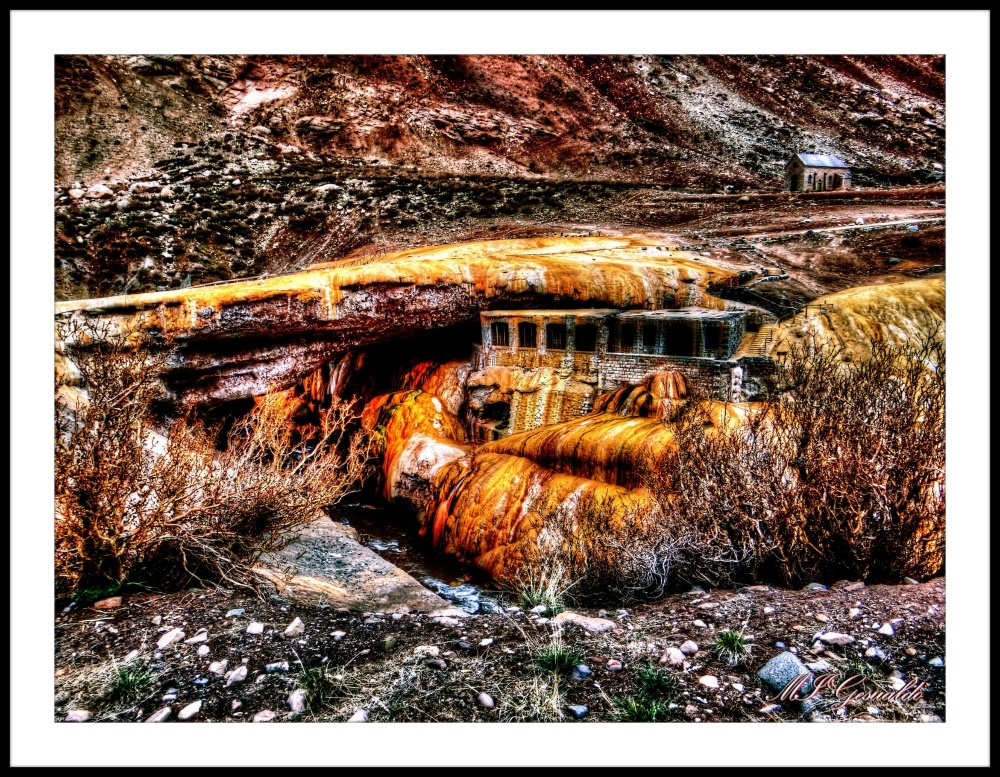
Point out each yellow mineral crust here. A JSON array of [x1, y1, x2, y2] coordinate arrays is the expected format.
[[769, 276, 944, 362]]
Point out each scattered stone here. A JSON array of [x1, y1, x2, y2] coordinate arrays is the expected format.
[[806, 660, 832, 673], [731, 683, 745, 693], [146, 707, 172, 723], [65, 710, 91, 722], [479, 638, 494, 647], [288, 689, 307, 713], [680, 640, 699, 656], [231, 700, 241, 711], [699, 675, 720, 690], [156, 628, 185, 649], [607, 659, 623, 672], [867, 706, 882, 716], [197, 644, 210, 658], [757, 652, 814, 697], [804, 583, 828, 591], [814, 614, 829, 623], [843, 582, 866, 592], [848, 607, 862, 620], [920, 713, 943, 723], [178, 700, 202, 721], [928, 656, 944, 667], [92, 596, 122, 610], [151, 615, 162, 626], [162, 690, 178, 702], [247, 622, 265, 635], [283, 617, 305, 637], [529, 605, 547, 614], [477, 692, 495, 709], [184, 632, 208, 644], [890, 677, 906, 692], [253, 710, 276, 723], [225, 608, 245, 618], [391, 612, 405, 621], [426, 659, 448, 671], [348, 709, 369, 722], [819, 633, 855, 646], [572, 664, 592, 680], [456, 640, 472, 651], [414, 645, 440, 658], [208, 659, 229, 675], [905, 647, 918, 656], [68, 188, 85, 199], [382, 636, 399, 653], [266, 661, 289, 673], [442, 650, 457, 659], [551, 611, 616, 634], [738, 195, 751, 204], [693, 619, 707, 628], [907, 225, 920, 232], [684, 704, 699, 717], [122, 649, 140, 663], [331, 631, 346, 640], [225, 665, 248, 687], [879, 624, 895, 637], [763, 606, 775, 615], [534, 618, 549, 625], [698, 602, 719, 610], [565, 705, 589, 719], [86, 184, 114, 199], [775, 642, 785, 649], [660, 647, 685, 667], [865, 647, 888, 661]]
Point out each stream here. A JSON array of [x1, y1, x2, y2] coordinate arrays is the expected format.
[[331, 502, 505, 615]]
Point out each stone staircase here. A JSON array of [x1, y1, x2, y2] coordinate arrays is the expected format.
[[736, 324, 777, 358]]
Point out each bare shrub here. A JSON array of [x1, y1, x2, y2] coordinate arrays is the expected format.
[[55, 317, 369, 598], [643, 333, 945, 588]]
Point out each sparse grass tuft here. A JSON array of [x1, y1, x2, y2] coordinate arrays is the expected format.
[[534, 643, 584, 676], [100, 665, 156, 710], [614, 695, 672, 722], [299, 666, 358, 712], [514, 562, 575, 616], [711, 628, 752, 667], [636, 662, 678, 702]]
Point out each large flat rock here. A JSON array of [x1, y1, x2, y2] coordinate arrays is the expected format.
[[253, 516, 448, 613]]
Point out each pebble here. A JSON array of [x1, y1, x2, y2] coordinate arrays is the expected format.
[[865, 647, 888, 661], [266, 661, 289, 673], [607, 659, 623, 672], [442, 650, 457, 658], [660, 647, 685, 667], [65, 710, 91, 722], [426, 659, 448, 671], [184, 632, 208, 644], [247, 622, 265, 635], [890, 677, 906, 692], [391, 613, 405, 621], [819, 633, 855, 646], [693, 619, 707, 628], [477, 692, 495, 709], [565, 705, 589, 719], [867, 706, 882, 716], [680, 640, 699, 656], [775, 642, 785, 649], [225, 665, 248, 687], [879, 624, 895, 636], [849, 607, 862, 619], [382, 636, 398, 653], [763, 606, 775, 615], [156, 628, 185, 649], [331, 631, 346, 640], [225, 608, 245, 618], [348, 709, 369, 722], [904, 577, 920, 585], [197, 644, 210, 658], [208, 659, 229, 675], [479, 638, 494, 647], [529, 605, 547, 614], [534, 618, 549, 625], [231, 700, 241, 711], [151, 615, 162, 626], [684, 704, 699, 717], [146, 707, 172, 723], [806, 660, 832, 673], [843, 582, 866, 591], [731, 683, 745, 693], [699, 675, 720, 690], [178, 700, 202, 721], [920, 714, 943, 723], [456, 640, 472, 651], [414, 645, 439, 657], [162, 690, 178, 702], [253, 710, 276, 722], [804, 583, 828, 591], [698, 602, 719, 609], [336, 608, 351, 616], [905, 647, 918, 656], [288, 689, 307, 713], [814, 614, 829, 623], [283, 617, 305, 637], [928, 656, 944, 667], [572, 664, 592, 680], [122, 649, 140, 663], [92, 596, 122, 610]]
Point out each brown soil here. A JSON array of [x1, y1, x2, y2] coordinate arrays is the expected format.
[[54, 577, 945, 723]]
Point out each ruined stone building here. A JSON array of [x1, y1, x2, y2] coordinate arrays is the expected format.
[[785, 153, 851, 192], [467, 306, 775, 440]]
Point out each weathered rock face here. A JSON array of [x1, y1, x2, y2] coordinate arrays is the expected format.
[[592, 369, 688, 419], [55, 235, 741, 406], [768, 276, 945, 362]]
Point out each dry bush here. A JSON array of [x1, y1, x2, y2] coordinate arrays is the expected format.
[[55, 317, 369, 599], [643, 333, 945, 588]]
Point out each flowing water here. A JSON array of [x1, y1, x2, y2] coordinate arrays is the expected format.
[[331, 502, 505, 614]]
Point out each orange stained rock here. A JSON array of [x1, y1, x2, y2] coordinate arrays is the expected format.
[[428, 451, 662, 584], [592, 369, 689, 419], [54, 234, 741, 336]]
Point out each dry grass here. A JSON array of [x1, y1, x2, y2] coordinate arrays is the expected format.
[[54, 316, 370, 598]]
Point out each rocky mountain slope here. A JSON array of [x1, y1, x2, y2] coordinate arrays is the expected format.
[[54, 55, 945, 300]]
